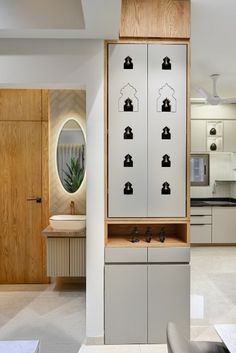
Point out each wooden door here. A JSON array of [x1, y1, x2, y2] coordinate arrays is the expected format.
[[0, 90, 48, 283]]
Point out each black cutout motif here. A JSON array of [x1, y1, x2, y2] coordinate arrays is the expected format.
[[145, 227, 152, 243], [119, 83, 139, 112], [210, 128, 216, 135], [162, 57, 171, 70], [162, 126, 171, 140], [157, 83, 176, 113], [162, 98, 171, 112], [210, 143, 217, 151], [131, 227, 139, 243], [124, 56, 133, 69], [124, 182, 133, 195], [124, 154, 133, 167], [124, 98, 133, 111], [162, 154, 171, 167], [124, 126, 133, 139], [161, 181, 171, 195], [159, 227, 166, 243]]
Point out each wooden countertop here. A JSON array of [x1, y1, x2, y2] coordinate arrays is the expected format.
[[42, 225, 86, 238]]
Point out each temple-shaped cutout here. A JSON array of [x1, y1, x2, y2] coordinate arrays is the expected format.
[[124, 181, 133, 195], [124, 98, 133, 111], [157, 83, 177, 113], [162, 56, 171, 70], [162, 154, 171, 167], [162, 98, 171, 112], [124, 126, 133, 139], [161, 126, 171, 140], [124, 56, 133, 69], [119, 83, 139, 112], [161, 182, 171, 195], [124, 154, 133, 167]]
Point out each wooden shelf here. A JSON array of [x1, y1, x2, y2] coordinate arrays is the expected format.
[[105, 222, 189, 247], [106, 235, 188, 248]]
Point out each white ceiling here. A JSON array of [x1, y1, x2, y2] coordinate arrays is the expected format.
[[191, 0, 236, 98], [0, 0, 121, 39], [0, 0, 235, 97]]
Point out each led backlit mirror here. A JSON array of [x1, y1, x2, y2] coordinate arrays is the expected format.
[[57, 119, 85, 193]]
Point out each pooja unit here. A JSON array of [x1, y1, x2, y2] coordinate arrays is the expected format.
[[104, 43, 190, 344]]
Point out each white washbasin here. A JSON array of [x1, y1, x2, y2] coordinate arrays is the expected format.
[[49, 215, 86, 231]]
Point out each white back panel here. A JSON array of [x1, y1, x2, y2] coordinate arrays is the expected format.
[[108, 44, 147, 217], [147, 44, 187, 217]]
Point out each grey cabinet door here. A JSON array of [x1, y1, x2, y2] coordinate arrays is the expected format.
[[108, 44, 147, 217], [105, 264, 147, 344], [212, 207, 236, 243], [148, 264, 190, 343], [147, 44, 187, 217], [108, 44, 148, 217]]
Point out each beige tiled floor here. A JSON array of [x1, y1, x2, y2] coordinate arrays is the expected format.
[[0, 247, 235, 353], [0, 281, 85, 353]]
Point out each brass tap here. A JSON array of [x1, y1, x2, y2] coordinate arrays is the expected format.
[[70, 201, 75, 215]]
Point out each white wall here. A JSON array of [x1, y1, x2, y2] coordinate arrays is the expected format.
[[191, 103, 236, 120], [0, 38, 104, 340]]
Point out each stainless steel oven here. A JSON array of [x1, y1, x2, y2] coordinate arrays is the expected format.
[[190, 154, 209, 186]]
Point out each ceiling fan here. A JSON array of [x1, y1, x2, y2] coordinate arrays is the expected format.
[[196, 74, 236, 105]]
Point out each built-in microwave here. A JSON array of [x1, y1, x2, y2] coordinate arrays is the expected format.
[[190, 154, 209, 186]]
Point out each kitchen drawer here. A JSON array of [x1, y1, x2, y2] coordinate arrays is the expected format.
[[191, 207, 212, 216], [105, 247, 147, 263], [148, 247, 190, 263], [191, 224, 211, 244], [190, 215, 212, 224]]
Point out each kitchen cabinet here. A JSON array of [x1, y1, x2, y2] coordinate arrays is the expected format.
[[212, 207, 236, 243], [104, 247, 190, 344], [108, 43, 187, 217], [191, 119, 236, 153], [105, 264, 147, 344], [148, 264, 190, 343], [191, 120, 206, 152], [190, 207, 212, 244], [223, 121, 236, 152], [47, 237, 86, 277]]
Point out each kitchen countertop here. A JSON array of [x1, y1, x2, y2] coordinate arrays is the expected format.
[[191, 198, 236, 207], [42, 225, 86, 238]]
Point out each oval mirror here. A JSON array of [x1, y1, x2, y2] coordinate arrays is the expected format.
[[57, 119, 85, 193]]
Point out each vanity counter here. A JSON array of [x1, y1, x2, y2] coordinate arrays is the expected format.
[[42, 226, 86, 238]]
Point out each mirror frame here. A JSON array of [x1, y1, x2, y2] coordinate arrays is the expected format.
[[55, 117, 86, 195]]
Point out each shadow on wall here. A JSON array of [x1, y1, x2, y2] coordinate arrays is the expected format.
[[49, 90, 86, 216]]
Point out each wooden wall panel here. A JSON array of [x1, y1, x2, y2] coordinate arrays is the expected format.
[[120, 0, 190, 39], [0, 89, 42, 121]]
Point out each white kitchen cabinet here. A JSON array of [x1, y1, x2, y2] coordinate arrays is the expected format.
[[191, 120, 206, 152], [108, 43, 187, 217], [224, 121, 236, 152], [190, 207, 212, 244], [147, 44, 186, 217], [212, 207, 236, 243]]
